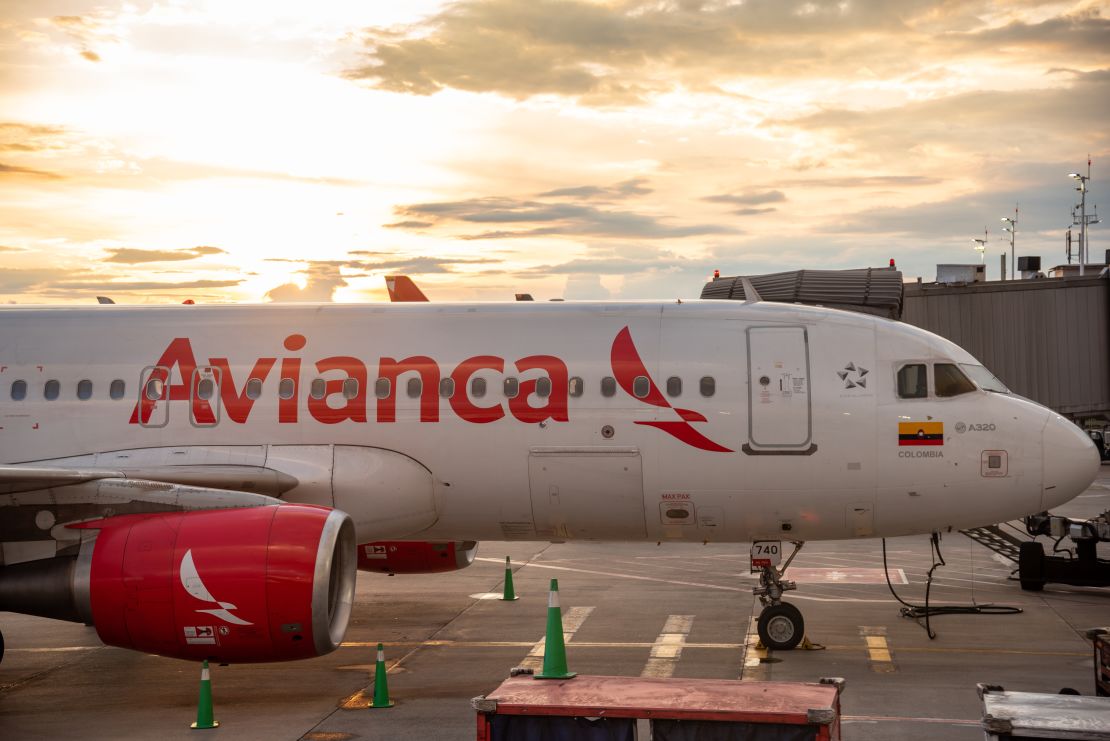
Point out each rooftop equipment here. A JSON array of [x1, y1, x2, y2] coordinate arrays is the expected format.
[[701, 267, 904, 319]]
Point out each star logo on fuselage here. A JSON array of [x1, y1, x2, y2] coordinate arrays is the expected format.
[[837, 362, 869, 390]]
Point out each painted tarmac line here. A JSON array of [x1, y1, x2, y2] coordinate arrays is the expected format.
[[518, 605, 594, 671], [843, 715, 979, 726], [475, 556, 748, 592], [740, 616, 769, 681], [476, 556, 944, 602], [338, 640, 1090, 658], [860, 626, 896, 673], [5, 646, 105, 653], [640, 615, 694, 678]]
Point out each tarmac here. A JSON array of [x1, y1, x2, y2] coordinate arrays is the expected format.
[[2, 464, 1107, 740]]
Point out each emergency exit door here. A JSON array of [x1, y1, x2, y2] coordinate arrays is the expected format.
[[746, 326, 812, 450]]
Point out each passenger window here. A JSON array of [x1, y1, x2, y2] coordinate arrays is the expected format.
[[700, 376, 715, 397], [471, 377, 486, 398], [278, 378, 296, 400], [246, 378, 263, 400], [310, 378, 326, 399], [77, 379, 93, 400], [44, 380, 60, 400], [439, 378, 455, 398], [568, 376, 583, 398], [407, 377, 422, 398], [536, 377, 551, 398], [145, 377, 164, 400], [197, 378, 215, 400], [897, 364, 928, 399], [374, 378, 391, 399], [11, 379, 27, 401], [666, 376, 681, 397], [633, 376, 650, 398], [935, 363, 976, 397], [109, 379, 125, 400], [504, 377, 519, 398], [601, 377, 616, 397], [342, 378, 359, 399]]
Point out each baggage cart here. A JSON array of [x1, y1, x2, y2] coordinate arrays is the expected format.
[[979, 683, 1110, 740], [473, 671, 844, 740]]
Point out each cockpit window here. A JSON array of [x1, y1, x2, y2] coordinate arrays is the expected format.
[[934, 363, 976, 397], [896, 364, 927, 399], [959, 363, 1010, 393]]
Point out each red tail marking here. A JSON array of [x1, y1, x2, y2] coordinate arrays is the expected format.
[[385, 275, 429, 302]]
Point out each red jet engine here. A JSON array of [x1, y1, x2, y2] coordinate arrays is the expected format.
[[357, 540, 477, 574], [78, 504, 356, 663]]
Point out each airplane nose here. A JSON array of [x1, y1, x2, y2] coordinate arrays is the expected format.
[[1041, 413, 1101, 510]]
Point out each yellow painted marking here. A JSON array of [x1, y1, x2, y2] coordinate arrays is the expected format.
[[641, 615, 694, 678], [519, 605, 594, 671], [861, 626, 895, 672]]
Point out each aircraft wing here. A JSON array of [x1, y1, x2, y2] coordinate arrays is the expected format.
[[0, 463, 292, 565]]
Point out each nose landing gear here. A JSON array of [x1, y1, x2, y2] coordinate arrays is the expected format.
[[752, 540, 806, 651]]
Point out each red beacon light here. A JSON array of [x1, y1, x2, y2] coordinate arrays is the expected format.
[[889, 258, 896, 269], [182, 299, 195, 305], [713, 269, 720, 279]]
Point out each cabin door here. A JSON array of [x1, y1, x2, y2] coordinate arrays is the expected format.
[[746, 326, 813, 450]]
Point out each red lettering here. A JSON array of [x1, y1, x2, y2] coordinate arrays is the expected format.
[[509, 355, 569, 424], [308, 356, 367, 424], [129, 338, 201, 424], [449, 356, 505, 424], [376, 357, 440, 423], [210, 357, 276, 423]]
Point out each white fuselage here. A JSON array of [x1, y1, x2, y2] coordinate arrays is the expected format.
[[0, 300, 1097, 545]]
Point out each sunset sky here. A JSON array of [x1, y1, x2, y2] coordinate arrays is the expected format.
[[1, 0, 1106, 304]]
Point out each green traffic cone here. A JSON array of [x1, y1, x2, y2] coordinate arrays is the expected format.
[[534, 578, 576, 680], [191, 659, 219, 729], [501, 556, 519, 601], [369, 643, 395, 709]]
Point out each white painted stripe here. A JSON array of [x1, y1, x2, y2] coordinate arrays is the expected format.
[[518, 606, 594, 671], [640, 615, 694, 678], [740, 616, 768, 680]]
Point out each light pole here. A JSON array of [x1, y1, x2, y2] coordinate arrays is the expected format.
[[971, 226, 988, 267], [1069, 158, 1100, 277], [1000, 207, 1017, 280]]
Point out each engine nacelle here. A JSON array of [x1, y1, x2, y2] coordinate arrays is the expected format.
[[357, 540, 477, 574], [79, 504, 356, 663]]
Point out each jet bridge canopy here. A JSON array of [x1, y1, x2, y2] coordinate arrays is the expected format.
[[702, 267, 905, 319]]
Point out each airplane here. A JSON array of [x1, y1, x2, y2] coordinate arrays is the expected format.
[[0, 295, 1099, 666], [384, 274, 430, 302]]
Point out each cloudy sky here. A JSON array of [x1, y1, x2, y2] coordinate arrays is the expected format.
[[1, 0, 1106, 304]]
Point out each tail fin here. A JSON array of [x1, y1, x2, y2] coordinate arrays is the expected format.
[[385, 275, 429, 302]]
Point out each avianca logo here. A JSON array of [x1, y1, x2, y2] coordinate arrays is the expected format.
[[131, 327, 731, 453], [179, 550, 253, 626], [610, 327, 733, 453]]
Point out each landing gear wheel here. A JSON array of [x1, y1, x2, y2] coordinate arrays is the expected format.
[[757, 602, 805, 651], [1018, 541, 1046, 592]]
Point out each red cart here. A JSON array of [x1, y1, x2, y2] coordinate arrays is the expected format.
[[472, 671, 844, 741], [1088, 627, 1110, 697]]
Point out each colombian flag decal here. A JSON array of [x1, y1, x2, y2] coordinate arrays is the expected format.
[[899, 421, 944, 446]]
